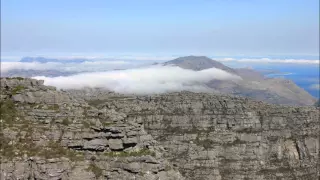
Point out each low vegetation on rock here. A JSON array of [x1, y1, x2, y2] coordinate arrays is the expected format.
[[0, 77, 319, 180]]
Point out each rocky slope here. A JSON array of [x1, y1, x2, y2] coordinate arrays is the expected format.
[[89, 92, 320, 180], [0, 78, 183, 180], [1, 78, 319, 180]]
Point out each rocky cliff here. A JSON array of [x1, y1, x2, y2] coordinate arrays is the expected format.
[[99, 93, 319, 180], [0, 78, 183, 180], [1, 78, 319, 180]]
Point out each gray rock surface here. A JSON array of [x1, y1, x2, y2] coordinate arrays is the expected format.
[[0, 78, 319, 180], [100, 92, 320, 180], [0, 78, 184, 180]]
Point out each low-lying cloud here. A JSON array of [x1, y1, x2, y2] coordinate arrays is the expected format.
[[0, 61, 142, 73], [2, 56, 318, 75], [218, 58, 319, 64], [33, 66, 241, 94]]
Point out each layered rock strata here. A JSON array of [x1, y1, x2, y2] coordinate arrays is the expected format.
[[0, 78, 183, 180], [0, 78, 319, 180]]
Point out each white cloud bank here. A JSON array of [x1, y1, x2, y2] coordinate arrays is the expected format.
[[218, 58, 319, 64], [1, 56, 318, 75], [1, 55, 178, 61], [33, 66, 241, 94], [0, 61, 142, 73]]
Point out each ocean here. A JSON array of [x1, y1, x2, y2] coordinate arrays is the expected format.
[[261, 64, 319, 98], [224, 62, 319, 98]]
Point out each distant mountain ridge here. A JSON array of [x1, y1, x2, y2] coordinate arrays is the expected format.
[[20, 57, 88, 63], [163, 55, 236, 74], [5, 55, 317, 106], [163, 56, 316, 106]]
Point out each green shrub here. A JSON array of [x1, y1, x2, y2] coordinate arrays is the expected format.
[[11, 85, 26, 95]]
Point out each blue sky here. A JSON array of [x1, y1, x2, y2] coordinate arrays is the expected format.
[[1, 0, 319, 57]]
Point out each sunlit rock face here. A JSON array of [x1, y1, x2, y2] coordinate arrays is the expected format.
[[101, 92, 320, 180], [0, 77, 319, 180]]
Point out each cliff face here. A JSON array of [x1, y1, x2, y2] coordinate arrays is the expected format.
[[0, 78, 183, 180], [1, 78, 319, 180], [99, 93, 320, 180]]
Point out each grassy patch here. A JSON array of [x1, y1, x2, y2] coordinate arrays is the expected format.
[[1, 135, 84, 161], [37, 140, 84, 161], [0, 99, 18, 126], [104, 148, 156, 157], [0, 100, 42, 159], [11, 85, 26, 95], [6, 77, 24, 80], [0, 128, 40, 159], [103, 122, 115, 126], [87, 99, 107, 107]]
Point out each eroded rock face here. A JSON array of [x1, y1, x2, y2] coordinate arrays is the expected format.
[[101, 92, 320, 180], [0, 78, 184, 180], [0, 78, 319, 180]]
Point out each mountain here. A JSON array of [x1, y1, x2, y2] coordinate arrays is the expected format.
[[10, 55, 317, 106], [1, 77, 319, 180], [20, 56, 88, 63], [163, 55, 236, 73], [234, 67, 265, 81], [163, 56, 316, 106]]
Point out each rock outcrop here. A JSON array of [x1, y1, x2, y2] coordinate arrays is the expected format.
[[1, 78, 319, 180], [97, 94, 320, 180], [0, 78, 183, 180]]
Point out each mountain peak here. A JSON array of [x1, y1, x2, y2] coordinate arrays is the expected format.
[[163, 56, 236, 73]]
